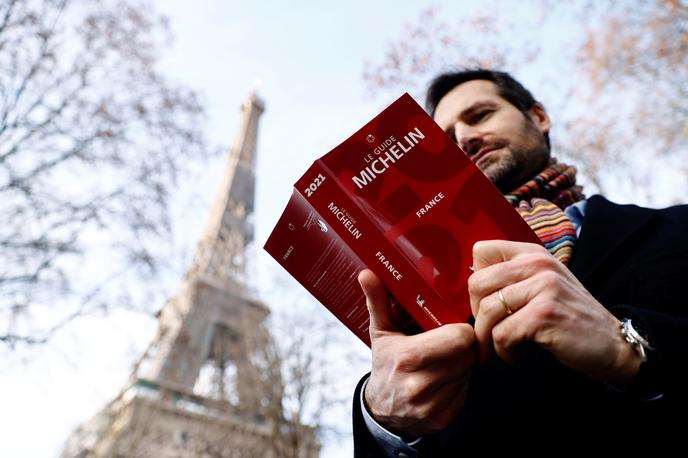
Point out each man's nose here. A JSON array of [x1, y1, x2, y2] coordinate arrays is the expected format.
[[455, 124, 483, 155]]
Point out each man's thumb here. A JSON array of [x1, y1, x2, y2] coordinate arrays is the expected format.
[[358, 269, 400, 334]]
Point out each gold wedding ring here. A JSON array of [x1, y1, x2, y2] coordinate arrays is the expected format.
[[498, 289, 513, 315]]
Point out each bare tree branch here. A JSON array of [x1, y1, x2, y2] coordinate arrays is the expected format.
[[0, 0, 214, 347], [364, 1, 688, 204]]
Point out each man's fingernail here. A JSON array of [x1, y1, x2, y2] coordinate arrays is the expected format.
[[469, 265, 475, 272]]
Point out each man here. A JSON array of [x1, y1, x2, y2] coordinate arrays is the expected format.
[[353, 69, 688, 456]]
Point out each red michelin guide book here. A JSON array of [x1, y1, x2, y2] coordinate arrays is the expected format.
[[264, 93, 541, 347]]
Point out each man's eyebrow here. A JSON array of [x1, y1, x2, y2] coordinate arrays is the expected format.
[[439, 99, 498, 136], [459, 100, 498, 119]]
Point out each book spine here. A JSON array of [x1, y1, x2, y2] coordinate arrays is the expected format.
[[296, 160, 459, 331]]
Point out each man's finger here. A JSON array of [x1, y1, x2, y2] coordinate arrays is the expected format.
[[472, 275, 542, 362], [491, 310, 535, 365], [404, 323, 476, 368], [468, 253, 553, 316], [358, 269, 401, 335], [472, 240, 543, 270]]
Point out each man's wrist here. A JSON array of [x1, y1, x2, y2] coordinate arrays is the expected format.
[[609, 326, 644, 386], [360, 378, 422, 448], [363, 379, 417, 439]]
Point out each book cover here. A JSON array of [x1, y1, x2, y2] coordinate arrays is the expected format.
[[264, 93, 541, 346]]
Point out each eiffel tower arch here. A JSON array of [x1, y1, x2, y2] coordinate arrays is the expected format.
[[62, 93, 319, 458]]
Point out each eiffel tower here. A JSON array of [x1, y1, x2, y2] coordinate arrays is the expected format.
[[62, 93, 319, 458]]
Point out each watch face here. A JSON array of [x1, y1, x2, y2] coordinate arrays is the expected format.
[[634, 320, 651, 342], [622, 318, 654, 357], [628, 318, 652, 344]]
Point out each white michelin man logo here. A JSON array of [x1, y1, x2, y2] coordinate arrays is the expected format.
[[416, 295, 425, 307], [317, 220, 328, 232]]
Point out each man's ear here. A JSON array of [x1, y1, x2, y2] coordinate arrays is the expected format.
[[527, 103, 551, 135]]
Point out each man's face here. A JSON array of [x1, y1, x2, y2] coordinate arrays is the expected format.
[[433, 80, 551, 193]]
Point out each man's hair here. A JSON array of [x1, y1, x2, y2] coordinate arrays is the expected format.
[[426, 68, 550, 147]]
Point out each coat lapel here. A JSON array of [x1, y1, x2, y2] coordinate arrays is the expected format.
[[569, 195, 655, 285]]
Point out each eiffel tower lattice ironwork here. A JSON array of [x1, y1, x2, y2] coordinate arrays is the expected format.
[[62, 93, 319, 458]]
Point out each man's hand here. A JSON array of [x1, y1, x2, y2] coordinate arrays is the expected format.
[[359, 269, 476, 436], [469, 240, 642, 384]]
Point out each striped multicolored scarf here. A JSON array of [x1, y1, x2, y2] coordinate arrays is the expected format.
[[505, 161, 585, 266]]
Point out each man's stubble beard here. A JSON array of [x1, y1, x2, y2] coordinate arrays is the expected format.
[[480, 118, 551, 193], [482, 143, 550, 194]]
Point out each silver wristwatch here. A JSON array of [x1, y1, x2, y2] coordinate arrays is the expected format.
[[619, 318, 654, 363]]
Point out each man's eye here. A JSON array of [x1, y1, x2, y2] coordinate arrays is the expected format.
[[476, 110, 492, 121]]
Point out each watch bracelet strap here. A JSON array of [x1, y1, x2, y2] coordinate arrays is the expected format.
[[620, 318, 654, 363], [607, 317, 662, 399]]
